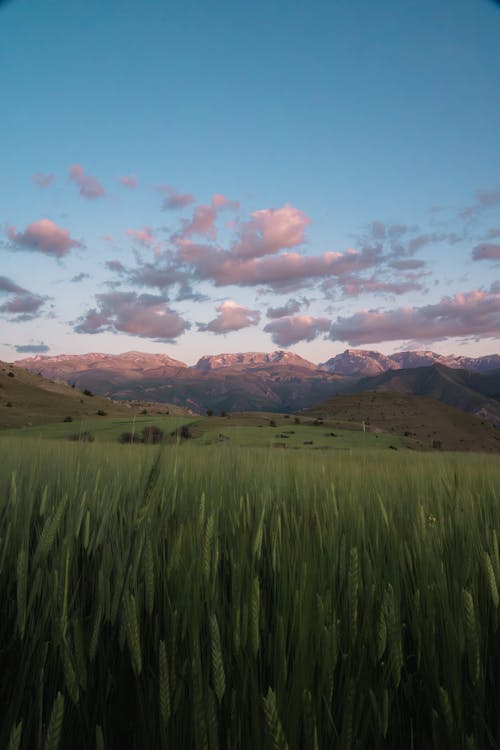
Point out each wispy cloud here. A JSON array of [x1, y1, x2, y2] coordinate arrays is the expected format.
[[119, 174, 137, 188], [32, 173, 55, 188], [69, 164, 105, 199], [159, 184, 195, 210], [7, 219, 83, 257], [71, 272, 91, 283], [0, 275, 47, 321], [198, 300, 260, 334], [472, 243, 500, 261], [14, 342, 50, 353], [126, 226, 161, 254]]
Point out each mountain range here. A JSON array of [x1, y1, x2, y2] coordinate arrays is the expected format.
[[14, 348, 500, 423]]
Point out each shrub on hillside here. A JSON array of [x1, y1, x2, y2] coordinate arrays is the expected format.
[[63, 416, 73, 423], [83, 388, 93, 397], [142, 425, 164, 444], [97, 410, 107, 416], [67, 431, 95, 442]]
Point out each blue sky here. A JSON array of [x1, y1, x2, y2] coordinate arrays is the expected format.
[[0, 0, 499, 364]]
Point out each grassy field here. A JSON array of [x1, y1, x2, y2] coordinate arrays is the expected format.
[[1, 411, 407, 451], [2, 439, 500, 749]]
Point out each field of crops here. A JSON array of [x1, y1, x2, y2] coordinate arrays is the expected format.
[[2, 439, 500, 749]]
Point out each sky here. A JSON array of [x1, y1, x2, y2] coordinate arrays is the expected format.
[[0, 0, 499, 365]]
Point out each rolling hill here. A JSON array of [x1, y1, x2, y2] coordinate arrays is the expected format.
[[349, 364, 500, 426], [0, 361, 189, 429], [304, 391, 500, 453]]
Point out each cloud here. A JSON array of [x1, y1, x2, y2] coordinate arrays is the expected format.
[[264, 315, 331, 347], [119, 174, 137, 188], [7, 219, 83, 257], [472, 243, 500, 261], [267, 298, 302, 318], [340, 275, 426, 297], [211, 194, 240, 211], [0, 276, 25, 294], [69, 164, 105, 199], [231, 204, 311, 260], [177, 205, 218, 240], [476, 188, 500, 207], [389, 259, 426, 271], [75, 291, 190, 341], [14, 343, 50, 353], [329, 284, 500, 345], [159, 185, 195, 210], [71, 272, 90, 283], [181, 244, 381, 290], [32, 173, 54, 188], [126, 226, 161, 254], [0, 277, 47, 320], [105, 259, 126, 273], [198, 300, 260, 334]]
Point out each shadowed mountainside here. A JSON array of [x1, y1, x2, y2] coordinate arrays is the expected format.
[[304, 391, 500, 453]]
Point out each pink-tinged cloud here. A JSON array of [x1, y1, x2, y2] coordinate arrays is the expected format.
[[178, 243, 380, 289], [159, 185, 195, 210], [126, 226, 161, 254], [119, 174, 137, 188], [267, 299, 302, 318], [232, 204, 311, 259], [329, 284, 500, 345], [472, 243, 500, 261], [211, 193, 240, 211], [476, 188, 500, 207], [198, 300, 260, 334], [340, 276, 425, 297], [264, 315, 331, 347], [75, 291, 190, 341], [7, 219, 83, 258], [32, 173, 55, 188], [178, 205, 218, 240], [69, 164, 105, 199]]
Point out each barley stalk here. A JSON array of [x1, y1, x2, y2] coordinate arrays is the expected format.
[[159, 639, 171, 726], [250, 576, 260, 658], [144, 538, 155, 617], [210, 614, 226, 704], [16, 548, 27, 638], [262, 688, 289, 750], [483, 552, 499, 608], [7, 722, 23, 750], [462, 589, 480, 685], [95, 724, 105, 750], [44, 692, 64, 750], [125, 593, 142, 676]]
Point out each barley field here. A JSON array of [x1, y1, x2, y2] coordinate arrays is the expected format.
[[1, 438, 500, 749]]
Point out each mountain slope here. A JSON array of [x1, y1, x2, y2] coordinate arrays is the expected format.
[[350, 365, 500, 426], [0, 361, 190, 429], [305, 391, 500, 453]]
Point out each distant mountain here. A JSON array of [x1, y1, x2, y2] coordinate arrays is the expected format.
[[304, 391, 500, 453], [320, 349, 500, 375], [194, 350, 316, 371], [14, 349, 500, 421]]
